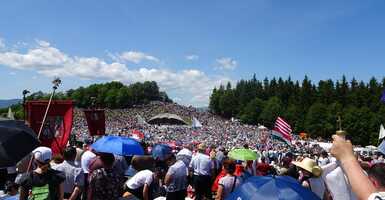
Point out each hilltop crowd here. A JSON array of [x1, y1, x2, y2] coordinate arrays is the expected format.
[[71, 102, 263, 149]]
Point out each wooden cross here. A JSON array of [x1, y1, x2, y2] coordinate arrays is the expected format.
[[337, 115, 342, 131]]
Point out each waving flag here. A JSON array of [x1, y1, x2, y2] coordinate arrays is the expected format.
[[271, 117, 292, 145], [379, 139, 385, 155], [379, 124, 385, 141]]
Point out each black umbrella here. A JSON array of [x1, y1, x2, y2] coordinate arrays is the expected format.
[[0, 120, 40, 167]]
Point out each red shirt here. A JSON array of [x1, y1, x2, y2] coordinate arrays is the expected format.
[[256, 162, 271, 176]]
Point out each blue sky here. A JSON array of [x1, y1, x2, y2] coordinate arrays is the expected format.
[[1, 0, 385, 106]]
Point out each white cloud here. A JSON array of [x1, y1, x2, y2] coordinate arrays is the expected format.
[[186, 54, 199, 61], [9, 72, 16, 75], [0, 38, 5, 49], [35, 39, 50, 48], [0, 40, 231, 106], [110, 51, 160, 64], [216, 57, 238, 70]]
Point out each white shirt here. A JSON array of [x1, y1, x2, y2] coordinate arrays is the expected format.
[[126, 170, 154, 189], [218, 175, 242, 198], [80, 151, 96, 173], [368, 192, 385, 200], [318, 157, 330, 166], [189, 152, 212, 176], [322, 162, 358, 200]]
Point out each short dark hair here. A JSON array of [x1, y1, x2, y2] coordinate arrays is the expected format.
[[63, 147, 77, 161], [368, 163, 385, 187], [99, 153, 115, 167], [5, 181, 18, 193], [321, 151, 328, 157], [223, 159, 236, 174], [76, 141, 84, 148]]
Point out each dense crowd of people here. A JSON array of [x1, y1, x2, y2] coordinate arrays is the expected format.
[[71, 102, 263, 150], [1, 102, 385, 200]]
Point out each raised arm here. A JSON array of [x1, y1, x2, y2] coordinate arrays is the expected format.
[[330, 135, 376, 200]]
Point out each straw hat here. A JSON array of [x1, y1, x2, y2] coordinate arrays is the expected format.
[[292, 157, 322, 177], [198, 143, 206, 151]]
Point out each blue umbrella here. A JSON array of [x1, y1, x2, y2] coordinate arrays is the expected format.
[[152, 144, 172, 161], [226, 176, 320, 200], [91, 135, 144, 156]]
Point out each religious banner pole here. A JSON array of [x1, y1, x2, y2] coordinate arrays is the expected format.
[[36, 78, 62, 140], [27, 78, 62, 171], [22, 89, 30, 122]]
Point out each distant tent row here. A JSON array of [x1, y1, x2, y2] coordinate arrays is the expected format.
[[144, 113, 203, 128]]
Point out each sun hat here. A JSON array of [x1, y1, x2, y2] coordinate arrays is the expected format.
[[198, 143, 206, 151], [32, 146, 52, 164], [292, 157, 322, 177]]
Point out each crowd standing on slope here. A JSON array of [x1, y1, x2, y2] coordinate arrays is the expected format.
[[0, 102, 384, 200]]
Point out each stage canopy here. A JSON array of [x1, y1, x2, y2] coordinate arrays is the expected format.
[[148, 113, 187, 125]]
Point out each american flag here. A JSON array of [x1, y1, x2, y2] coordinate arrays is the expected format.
[[272, 117, 292, 144]]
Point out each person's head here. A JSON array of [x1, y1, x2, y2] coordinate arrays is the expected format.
[[367, 163, 385, 191], [165, 154, 176, 166], [83, 139, 93, 150], [76, 141, 84, 149], [243, 144, 249, 149], [223, 159, 236, 175], [286, 152, 293, 159], [33, 146, 52, 172], [63, 146, 77, 161], [5, 181, 18, 195], [261, 157, 266, 163], [154, 166, 166, 179], [99, 153, 115, 168], [292, 157, 322, 178], [51, 154, 64, 164], [321, 151, 328, 158], [198, 143, 206, 153]]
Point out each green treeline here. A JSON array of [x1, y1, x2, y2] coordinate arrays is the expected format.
[[0, 81, 171, 118], [209, 75, 385, 145]]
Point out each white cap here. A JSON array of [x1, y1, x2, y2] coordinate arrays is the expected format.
[[32, 146, 52, 164], [177, 148, 192, 157]]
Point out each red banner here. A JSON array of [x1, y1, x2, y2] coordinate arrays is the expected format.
[[26, 100, 74, 155], [83, 109, 105, 136]]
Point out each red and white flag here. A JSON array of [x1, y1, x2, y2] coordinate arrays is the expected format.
[[131, 129, 144, 141], [271, 117, 292, 145]]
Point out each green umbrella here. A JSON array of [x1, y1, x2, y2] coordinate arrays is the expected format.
[[229, 148, 260, 161]]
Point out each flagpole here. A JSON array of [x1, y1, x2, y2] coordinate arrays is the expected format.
[[36, 78, 62, 140], [22, 89, 30, 122], [27, 78, 61, 171]]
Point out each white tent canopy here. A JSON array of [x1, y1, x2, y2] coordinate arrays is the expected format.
[[192, 117, 203, 128]]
